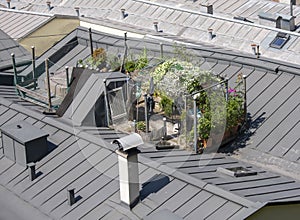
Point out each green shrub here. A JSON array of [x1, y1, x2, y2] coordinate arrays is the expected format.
[[160, 94, 173, 117]]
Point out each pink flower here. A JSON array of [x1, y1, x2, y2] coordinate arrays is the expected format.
[[228, 88, 236, 93]]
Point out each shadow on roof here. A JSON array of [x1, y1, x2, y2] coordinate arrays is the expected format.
[[140, 174, 170, 201]]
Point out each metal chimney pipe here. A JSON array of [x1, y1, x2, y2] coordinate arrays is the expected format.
[[67, 188, 76, 206], [207, 4, 213, 15], [160, 42, 164, 59], [251, 44, 257, 55], [153, 22, 159, 32], [208, 28, 213, 40], [46, 1, 51, 11], [290, 0, 295, 17], [121, 8, 126, 19], [74, 6, 80, 17], [114, 134, 142, 209], [256, 45, 260, 58], [6, 0, 11, 9], [28, 162, 36, 181]]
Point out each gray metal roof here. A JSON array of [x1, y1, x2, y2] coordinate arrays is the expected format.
[[0, 28, 31, 74], [0, 8, 53, 40], [0, 97, 260, 220], [6, 26, 300, 178], [4, 0, 300, 65], [5, 0, 300, 25], [0, 24, 300, 219]]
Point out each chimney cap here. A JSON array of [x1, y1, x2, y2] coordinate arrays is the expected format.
[[112, 133, 143, 152]]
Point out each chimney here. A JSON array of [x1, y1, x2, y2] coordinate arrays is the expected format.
[[113, 133, 143, 209], [0, 121, 49, 167], [6, 0, 11, 9], [201, 3, 213, 15], [153, 21, 159, 32], [46, 1, 52, 11], [74, 6, 80, 17]]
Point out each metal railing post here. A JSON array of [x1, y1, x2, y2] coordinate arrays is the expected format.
[[45, 58, 52, 110]]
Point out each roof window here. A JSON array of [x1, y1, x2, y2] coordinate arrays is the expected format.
[[269, 32, 290, 49]]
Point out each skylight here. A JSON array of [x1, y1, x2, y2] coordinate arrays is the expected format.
[[270, 32, 290, 49]]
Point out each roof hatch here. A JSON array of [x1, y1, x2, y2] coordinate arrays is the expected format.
[[217, 166, 258, 177]]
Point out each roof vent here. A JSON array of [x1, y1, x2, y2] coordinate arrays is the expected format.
[[1, 121, 49, 167], [217, 167, 257, 177]]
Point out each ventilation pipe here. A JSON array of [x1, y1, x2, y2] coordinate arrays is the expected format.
[[67, 188, 76, 206], [153, 21, 159, 32], [74, 6, 80, 17], [251, 44, 257, 56], [121, 8, 126, 19], [113, 133, 143, 209], [290, 0, 296, 17], [46, 1, 51, 11], [28, 162, 36, 181], [208, 28, 213, 40], [6, 0, 11, 9]]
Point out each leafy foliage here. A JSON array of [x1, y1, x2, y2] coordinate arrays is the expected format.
[[159, 94, 173, 117]]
